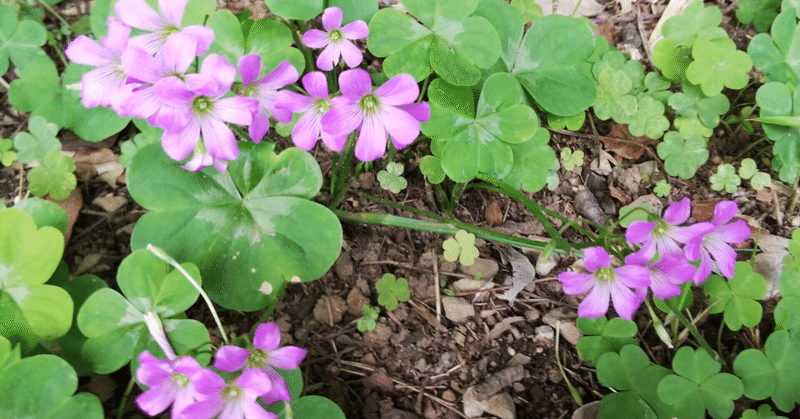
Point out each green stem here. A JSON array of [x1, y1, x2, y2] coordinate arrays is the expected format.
[[431, 182, 450, 210], [116, 377, 136, 419], [284, 18, 314, 74], [789, 166, 800, 213], [666, 299, 721, 364], [329, 163, 361, 208], [417, 76, 431, 103], [38, 0, 70, 26], [445, 182, 468, 214]]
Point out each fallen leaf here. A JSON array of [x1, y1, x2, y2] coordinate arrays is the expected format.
[[594, 18, 616, 45], [47, 188, 82, 244], [590, 148, 615, 176], [71, 148, 125, 187], [485, 201, 503, 225], [539, 0, 605, 17], [608, 183, 630, 204], [496, 248, 535, 303], [756, 188, 772, 203], [603, 123, 657, 160], [691, 200, 717, 222], [617, 0, 633, 14], [92, 194, 128, 213]]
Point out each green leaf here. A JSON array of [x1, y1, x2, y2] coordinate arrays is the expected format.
[[13, 116, 61, 165], [472, 0, 525, 72], [643, 72, 673, 104], [657, 131, 708, 179], [27, 151, 77, 200], [560, 148, 584, 171], [596, 345, 674, 419], [511, 14, 596, 116], [702, 262, 766, 330], [376, 273, 410, 311], [575, 317, 638, 365], [0, 209, 69, 341], [756, 82, 800, 181], [628, 96, 669, 139], [668, 82, 730, 128], [592, 68, 638, 124], [739, 158, 759, 179], [741, 404, 788, 419], [502, 129, 555, 193], [687, 37, 752, 96], [377, 162, 408, 193], [0, 139, 16, 167], [0, 355, 103, 419], [14, 198, 68, 234], [750, 172, 772, 190], [120, 133, 160, 168], [442, 229, 480, 266], [419, 156, 446, 184], [661, 0, 726, 46], [652, 39, 692, 81], [357, 305, 379, 332], [654, 180, 671, 197], [206, 9, 244, 68], [282, 396, 346, 419], [8, 56, 65, 126], [547, 112, 585, 131], [736, 0, 780, 32], [733, 330, 800, 411], [264, 0, 324, 20], [510, 0, 542, 24], [328, 0, 378, 24], [709, 163, 741, 193], [0, 3, 48, 76], [129, 142, 342, 311]]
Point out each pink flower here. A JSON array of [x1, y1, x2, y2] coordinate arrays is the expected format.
[[153, 54, 258, 164], [115, 0, 213, 58], [321, 69, 430, 161], [181, 369, 275, 419], [559, 247, 650, 320], [685, 201, 751, 284], [275, 71, 346, 151], [213, 322, 307, 405], [64, 17, 135, 113], [236, 56, 299, 143], [181, 140, 229, 173], [626, 197, 713, 263], [302, 7, 368, 71], [135, 351, 204, 418], [625, 253, 694, 300]]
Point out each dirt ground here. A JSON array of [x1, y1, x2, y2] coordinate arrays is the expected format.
[[1, 0, 797, 418]]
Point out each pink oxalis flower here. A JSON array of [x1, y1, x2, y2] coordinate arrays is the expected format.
[[322, 69, 430, 161], [685, 201, 751, 284], [302, 7, 369, 71], [181, 369, 276, 419], [624, 253, 694, 300], [213, 322, 307, 405], [115, 0, 213, 58], [236, 56, 299, 143], [135, 351, 204, 418], [626, 197, 713, 262], [64, 17, 135, 113], [275, 71, 346, 151], [558, 247, 650, 320]]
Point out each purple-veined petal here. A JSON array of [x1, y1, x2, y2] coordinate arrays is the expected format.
[[649, 273, 681, 300], [115, 0, 162, 31], [136, 351, 172, 386], [712, 201, 739, 226], [322, 7, 344, 31], [104, 17, 132, 54], [558, 271, 594, 295], [684, 237, 702, 261], [625, 221, 656, 243], [615, 265, 650, 289], [321, 97, 362, 137], [200, 54, 236, 96], [302, 29, 329, 49], [316, 43, 342, 72], [302, 71, 329, 99], [269, 346, 307, 370], [180, 396, 223, 419], [192, 369, 227, 395], [184, 73, 220, 96], [338, 69, 373, 99], [153, 104, 191, 133], [258, 60, 299, 90], [238, 55, 261, 86], [236, 369, 273, 397], [65, 36, 110, 66], [260, 369, 292, 405], [158, 0, 188, 26], [714, 219, 750, 243], [292, 112, 322, 150], [173, 356, 203, 376], [624, 249, 653, 266], [161, 119, 200, 160], [269, 102, 293, 124], [381, 105, 420, 148], [121, 46, 161, 83], [254, 323, 282, 351], [582, 247, 611, 272], [136, 386, 176, 416], [275, 91, 314, 113], [374, 73, 419, 106], [669, 222, 715, 244], [201, 118, 239, 160], [182, 151, 212, 172], [355, 114, 387, 161], [692, 250, 713, 285], [213, 159, 228, 172], [163, 33, 197, 74], [578, 286, 610, 318], [706, 239, 737, 278], [339, 40, 363, 68], [129, 31, 166, 57], [396, 102, 431, 122], [651, 234, 684, 259], [214, 96, 258, 125], [243, 400, 277, 419], [342, 20, 368, 40], [179, 25, 215, 56], [219, 403, 246, 419], [609, 285, 641, 320], [663, 197, 691, 224], [153, 76, 195, 107], [80, 67, 127, 108], [249, 109, 270, 144], [172, 390, 199, 417], [321, 131, 347, 152]]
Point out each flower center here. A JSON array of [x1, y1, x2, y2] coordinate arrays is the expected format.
[[359, 94, 380, 114], [246, 349, 268, 368], [653, 221, 670, 236], [314, 98, 332, 114], [171, 372, 190, 388], [328, 29, 343, 43], [222, 385, 243, 401], [594, 268, 615, 284], [192, 96, 214, 116]]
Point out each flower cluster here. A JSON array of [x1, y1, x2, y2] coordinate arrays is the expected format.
[[136, 322, 306, 419], [558, 198, 750, 320]]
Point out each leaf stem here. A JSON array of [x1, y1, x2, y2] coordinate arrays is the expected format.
[[116, 377, 136, 419], [37, 0, 70, 26], [788, 166, 800, 213], [666, 298, 721, 364]]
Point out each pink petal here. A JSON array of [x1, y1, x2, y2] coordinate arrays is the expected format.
[[161, 119, 200, 160], [302, 29, 329, 49], [706, 240, 737, 278], [158, 0, 188, 26], [259, 60, 299, 90], [201, 118, 239, 160], [236, 369, 272, 397], [254, 323, 281, 351], [610, 285, 641, 320], [321, 97, 362, 137], [292, 112, 323, 150], [177, 25, 215, 56], [153, 76, 195, 108], [249, 109, 270, 143], [214, 96, 257, 125], [316, 43, 342, 71], [181, 151, 212, 172], [200, 54, 236, 96], [65, 36, 110, 66], [684, 237, 702, 261], [624, 249, 653, 266], [121, 46, 160, 83], [649, 276, 681, 300], [153, 105, 191, 133], [302, 71, 329, 99], [104, 17, 132, 54], [583, 247, 611, 272], [322, 7, 344, 31], [242, 400, 276, 419], [260, 369, 292, 405], [136, 387, 176, 416], [714, 219, 750, 243], [338, 69, 373, 99], [213, 159, 228, 172], [268, 346, 307, 370], [136, 352, 172, 386], [559, 271, 594, 295], [397, 102, 431, 122], [663, 197, 691, 225], [129, 31, 165, 57], [115, 0, 162, 31], [578, 286, 610, 318], [625, 221, 656, 243], [173, 356, 203, 375], [163, 34, 197, 74], [712, 201, 739, 226], [355, 114, 387, 161], [184, 73, 220, 96], [374, 73, 419, 106], [192, 369, 227, 395], [81, 67, 132, 109], [381, 105, 420, 148], [669, 222, 715, 244], [180, 397, 223, 419], [342, 20, 369, 40], [339, 40, 364, 68], [275, 91, 314, 113], [693, 251, 713, 285], [238, 55, 262, 86], [321, 132, 347, 151], [615, 265, 650, 289], [213, 346, 250, 372]]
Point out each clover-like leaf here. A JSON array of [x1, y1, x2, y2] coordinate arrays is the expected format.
[[703, 262, 767, 330], [593, 68, 638, 124], [376, 273, 410, 311], [357, 305, 380, 332], [687, 36, 752, 96], [263, 0, 323, 20], [27, 151, 76, 200], [575, 316, 638, 365], [643, 72, 673, 104], [750, 172, 772, 190], [740, 404, 788, 419], [748, 9, 800, 84], [0, 3, 48, 76], [510, 0, 542, 24], [654, 180, 671, 197], [129, 142, 342, 311], [739, 158, 759, 179], [419, 155, 446, 184], [13, 116, 60, 164], [657, 131, 709, 179], [733, 330, 800, 412], [0, 209, 69, 341], [674, 115, 714, 138], [736, 0, 780, 32], [377, 162, 408, 193], [710, 163, 742, 193], [661, 0, 727, 46], [755, 82, 800, 184], [668, 82, 730, 128], [502, 129, 556, 193], [560, 148, 584, 171], [596, 345, 674, 419], [657, 346, 743, 419], [628, 96, 669, 139], [0, 139, 16, 167], [442, 229, 480, 266], [547, 112, 585, 131], [652, 39, 692, 81]]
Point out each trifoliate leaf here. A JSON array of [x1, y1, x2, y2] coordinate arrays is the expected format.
[[377, 162, 407, 193], [735, 0, 780, 32], [357, 305, 379, 332], [643, 72, 673, 104], [674, 115, 714, 138], [654, 179, 671, 197], [652, 39, 692, 81], [510, 0, 543, 24], [668, 82, 730, 128], [561, 148, 584, 171], [13, 116, 60, 164], [687, 36, 753, 96], [547, 112, 585, 131], [0, 139, 16, 167], [703, 262, 767, 331], [419, 155, 446, 184], [709, 163, 741, 193], [26, 151, 76, 200], [119, 133, 160, 168], [661, 0, 727, 46], [628, 96, 669, 139], [739, 158, 759, 179], [657, 131, 709, 179], [750, 171, 772, 190], [0, 3, 48, 75], [593, 68, 638, 124], [375, 273, 410, 311], [733, 331, 800, 411], [442, 229, 480, 266]]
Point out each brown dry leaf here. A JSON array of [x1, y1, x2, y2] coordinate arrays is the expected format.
[[594, 18, 616, 45], [485, 201, 503, 225], [617, 0, 633, 14], [608, 183, 630, 204], [691, 200, 717, 222], [71, 148, 125, 187], [92, 194, 128, 212], [603, 123, 657, 160], [756, 188, 772, 203], [47, 188, 82, 244], [590, 148, 615, 176]]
